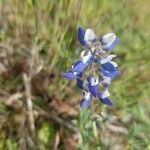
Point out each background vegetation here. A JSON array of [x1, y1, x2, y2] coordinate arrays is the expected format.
[[0, 0, 149, 149]]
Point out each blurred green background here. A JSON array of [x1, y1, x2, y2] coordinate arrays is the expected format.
[[0, 0, 150, 149]]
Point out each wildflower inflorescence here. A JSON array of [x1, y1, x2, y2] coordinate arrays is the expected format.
[[64, 27, 119, 109]]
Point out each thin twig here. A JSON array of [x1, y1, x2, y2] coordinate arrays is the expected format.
[[0, 92, 23, 111], [22, 44, 36, 140], [34, 105, 79, 133], [18, 109, 27, 150], [105, 123, 128, 135], [23, 73, 35, 139]]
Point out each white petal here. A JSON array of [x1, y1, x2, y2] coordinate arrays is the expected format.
[[106, 54, 116, 61], [110, 61, 118, 67], [100, 55, 116, 64], [81, 50, 92, 64], [82, 80, 89, 90], [101, 89, 110, 99], [90, 76, 99, 86], [84, 91, 91, 100], [91, 47, 96, 53], [102, 33, 116, 48], [103, 76, 111, 85], [80, 50, 86, 58], [100, 58, 109, 64], [84, 29, 96, 45], [73, 72, 78, 75]]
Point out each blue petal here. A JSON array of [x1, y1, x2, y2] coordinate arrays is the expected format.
[[80, 99, 91, 109], [101, 62, 116, 72], [88, 85, 99, 97], [72, 61, 88, 72], [87, 76, 91, 84], [97, 92, 112, 105], [100, 68, 119, 79], [63, 71, 76, 80], [77, 72, 82, 78], [76, 78, 83, 89], [77, 27, 85, 46], [72, 60, 82, 68], [94, 57, 99, 63], [98, 96, 112, 106]]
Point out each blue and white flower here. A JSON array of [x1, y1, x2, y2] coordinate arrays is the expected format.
[[100, 33, 119, 51], [64, 27, 120, 108], [78, 27, 96, 46], [87, 76, 99, 97], [80, 91, 92, 109]]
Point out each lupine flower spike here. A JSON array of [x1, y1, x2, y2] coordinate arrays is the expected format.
[[64, 27, 119, 109]]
